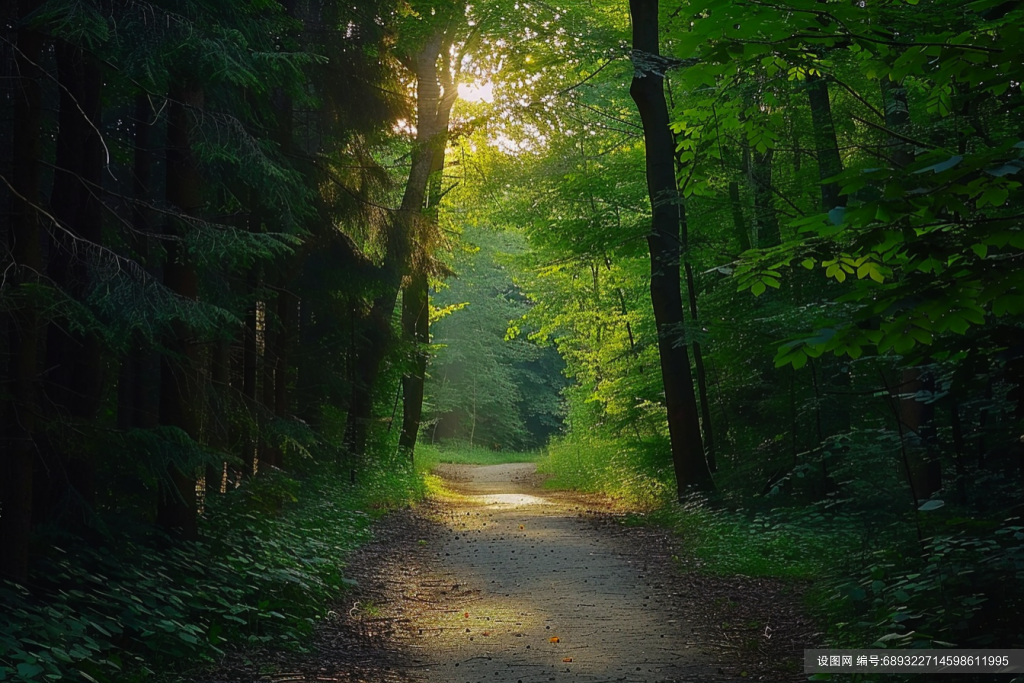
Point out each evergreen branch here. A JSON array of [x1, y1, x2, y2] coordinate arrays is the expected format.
[[0, 173, 146, 283], [0, 34, 113, 174]]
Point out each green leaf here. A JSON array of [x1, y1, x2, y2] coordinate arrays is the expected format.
[[977, 187, 1008, 207], [16, 664, 43, 679], [914, 155, 962, 174]]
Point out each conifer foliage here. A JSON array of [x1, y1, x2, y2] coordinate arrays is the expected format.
[[0, 0, 416, 578]]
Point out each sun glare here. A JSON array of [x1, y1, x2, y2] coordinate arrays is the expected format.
[[458, 81, 494, 103]]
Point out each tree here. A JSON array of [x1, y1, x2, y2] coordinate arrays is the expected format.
[[628, 0, 714, 493]]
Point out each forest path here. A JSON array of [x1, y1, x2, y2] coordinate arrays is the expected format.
[[354, 464, 740, 683], [215, 465, 812, 683]]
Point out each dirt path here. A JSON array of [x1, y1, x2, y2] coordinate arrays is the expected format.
[[203, 464, 814, 683], [384, 463, 724, 682]]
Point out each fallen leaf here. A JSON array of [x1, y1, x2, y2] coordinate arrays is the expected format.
[[562, 658, 573, 663], [482, 631, 491, 636], [549, 636, 560, 643]]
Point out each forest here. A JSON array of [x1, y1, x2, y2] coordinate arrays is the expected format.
[[1, 0, 1023, 680]]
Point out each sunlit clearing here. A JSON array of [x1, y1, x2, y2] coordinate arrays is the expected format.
[[458, 81, 494, 103]]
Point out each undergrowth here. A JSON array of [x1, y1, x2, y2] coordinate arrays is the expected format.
[[537, 433, 673, 508], [538, 431, 1024, 667], [0, 458, 425, 683], [416, 440, 544, 468]]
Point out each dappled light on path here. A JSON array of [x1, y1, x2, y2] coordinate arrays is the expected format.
[[469, 492, 550, 507], [383, 463, 728, 683]]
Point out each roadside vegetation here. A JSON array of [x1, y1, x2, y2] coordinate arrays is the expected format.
[[1, 453, 425, 683]]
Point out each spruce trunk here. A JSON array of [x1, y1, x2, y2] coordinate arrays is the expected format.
[[1, 0, 43, 580], [157, 87, 203, 539]]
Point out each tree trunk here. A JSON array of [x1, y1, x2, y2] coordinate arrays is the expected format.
[[157, 86, 203, 539], [728, 180, 751, 252], [807, 74, 844, 211], [750, 148, 781, 248], [271, 287, 293, 468], [41, 42, 105, 513], [399, 78, 454, 457], [1, 0, 43, 581], [119, 95, 162, 434], [949, 401, 969, 505], [345, 28, 458, 461], [899, 369, 941, 501], [628, 0, 713, 494], [400, 271, 430, 457], [882, 82, 939, 500], [208, 336, 231, 489], [242, 268, 260, 475], [260, 290, 279, 470], [684, 262, 716, 473]]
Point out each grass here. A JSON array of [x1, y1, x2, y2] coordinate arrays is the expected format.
[[644, 497, 848, 580], [539, 432, 848, 579], [415, 440, 544, 469], [537, 433, 673, 509]]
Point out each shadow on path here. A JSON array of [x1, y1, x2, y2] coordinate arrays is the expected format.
[[195, 464, 814, 683]]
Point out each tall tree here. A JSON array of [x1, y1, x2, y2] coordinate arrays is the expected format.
[[344, 3, 467, 461], [40, 40, 106, 515], [156, 86, 204, 539], [1, 0, 44, 581], [628, 0, 714, 493]]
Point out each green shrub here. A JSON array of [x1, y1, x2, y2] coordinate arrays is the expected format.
[[0, 461, 424, 683], [417, 440, 544, 468]]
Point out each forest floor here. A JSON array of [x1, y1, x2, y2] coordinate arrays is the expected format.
[[196, 464, 817, 683]]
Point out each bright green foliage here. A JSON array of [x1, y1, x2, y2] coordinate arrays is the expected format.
[[426, 227, 566, 449], [539, 434, 673, 509], [416, 441, 544, 468], [679, 0, 1024, 365]]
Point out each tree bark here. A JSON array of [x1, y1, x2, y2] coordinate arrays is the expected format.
[[750, 148, 781, 248], [807, 74, 844, 211], [400, 270, 430, 457], [242, 268, 260, 474], [899, 369, 941, 501], [684, 262, 716, 473], [882, 81, 940, 500], [119, 95, 162, 434], [157, 86, 203, 539], [728, 180, 751, 252], [399, 69, 456, 457], [344, 28, 459, 462], [628, 0, 713, 494], [41, 42, 105, 513], [1, 0, 43, 581], [260, 291, 279, 470]]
